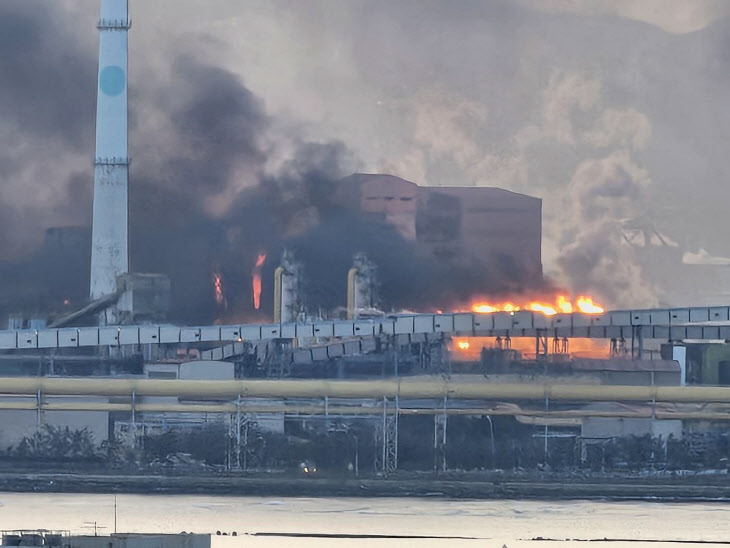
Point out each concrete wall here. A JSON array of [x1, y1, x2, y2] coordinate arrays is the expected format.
[[179, 361, 234, 380]]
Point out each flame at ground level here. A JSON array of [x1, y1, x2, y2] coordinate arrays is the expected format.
[[450, 337, 608, 361], [470, 295, 604, 316]]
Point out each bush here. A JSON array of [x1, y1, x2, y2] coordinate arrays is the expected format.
[[11, 425, 100, 462]]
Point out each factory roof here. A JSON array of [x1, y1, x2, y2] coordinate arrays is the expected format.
[[339, 173, 541, 202]]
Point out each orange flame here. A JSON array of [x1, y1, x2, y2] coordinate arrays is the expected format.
[[449, 336, 608, 360], [527, 302, 557, 316], [252, 252, 267, 310], [471, 295, 604, 316], [213, 272, 225, 307], [576, 296, 604, 314], [557, 295, 573, 314]]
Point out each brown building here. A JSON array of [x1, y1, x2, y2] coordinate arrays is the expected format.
[[334, 173, 542, 284]]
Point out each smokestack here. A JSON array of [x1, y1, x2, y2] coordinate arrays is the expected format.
[[273, 251, 301, 323], [347, 252, 379, 319], [89, 0, 129, 316], [346, 267, 357, 320]]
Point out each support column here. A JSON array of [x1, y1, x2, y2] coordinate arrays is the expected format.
[[36, 389, 43, 428], [235, 394, 242, 470], [535, 330, 549, 360], [610, 338, 628, 357], [375, 397, 397, 474], [552, 336, 568, 355], [433, 398, 447, 472], [632, 326, 644, 360]]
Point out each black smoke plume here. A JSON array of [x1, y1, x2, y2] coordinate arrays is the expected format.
[[0, 2, 547, 326]]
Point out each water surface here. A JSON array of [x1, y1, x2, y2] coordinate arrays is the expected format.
[[0, 493, 728, 547]]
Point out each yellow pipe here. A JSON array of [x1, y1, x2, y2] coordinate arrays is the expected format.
[[4, 377, 730, 403], [2, 401, 728, 420]]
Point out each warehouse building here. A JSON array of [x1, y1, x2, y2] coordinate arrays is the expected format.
[[334, 174, 543, 284]]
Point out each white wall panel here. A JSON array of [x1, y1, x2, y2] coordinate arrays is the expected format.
[[118, 327, 139, 345], [334, 321, 354, 337], [669, 309, 690, 324], [689, 308, 710, 323], [37, 330, 58, 348], [433, 315, 454, 333], [159, 326, 180, 343], [413, 315, 434, 333], [139, 326, 160, 344], [0, 331, 16, 349], [58, 329, 79, 348], [394, 316, 414, 334], [78, 328, 100, 346], [280, 323, 297, 338], [354, 321, 375, 336], [261, 324, 281, 338], [220, 326, 241, 341], [492, 313, 514, 330], [180, 328, 201, 343], [313, 322, 334, 337], [199, 326, 221, 342], [240, 325, 261, 341], [710, 307, 730, 322], [452, 314, 473, 333]]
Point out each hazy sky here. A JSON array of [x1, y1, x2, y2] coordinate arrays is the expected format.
[[2, 0, 730, 307]]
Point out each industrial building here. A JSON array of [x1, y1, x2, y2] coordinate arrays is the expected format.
[[333, 174, 543, 285], [2, 0, 730, 479]]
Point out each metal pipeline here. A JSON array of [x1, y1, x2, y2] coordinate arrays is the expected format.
[[0, 400, 729, 420], [3, 376, 730, 403]]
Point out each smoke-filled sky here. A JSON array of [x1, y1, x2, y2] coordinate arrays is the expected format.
[[2, 0, 730, 316]]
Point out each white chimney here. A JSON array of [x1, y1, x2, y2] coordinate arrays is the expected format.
[[89, 0, 130, 320]]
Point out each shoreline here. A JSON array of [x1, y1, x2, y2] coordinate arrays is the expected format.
[[1, 472, 729, 502]]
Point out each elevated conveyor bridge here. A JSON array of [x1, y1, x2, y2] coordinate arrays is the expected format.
[[2, 306, 730, 351]]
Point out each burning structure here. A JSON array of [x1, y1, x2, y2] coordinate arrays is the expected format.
[[5, 0, 730, 483], [0, 0, 549, 327], [252, 172, 545, 321], [333, 173, 543, 287]]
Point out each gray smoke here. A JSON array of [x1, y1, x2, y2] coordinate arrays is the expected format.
[[10, 1, 720, 321], [182, 0, 730, 309], [0, 1, 95, 260], [556, 152, 658, 308], [0, 2, 547, 324]]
